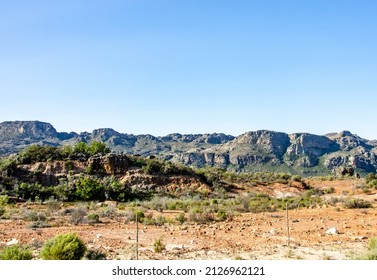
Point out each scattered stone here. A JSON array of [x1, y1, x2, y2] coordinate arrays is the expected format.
[[326, 227, 338, 235], [6, 238, 19, 246], [172, 245, 184, 250], [96, 234, 102, 238], [270, 228, 277, 235], [355, 236, 368, 241]]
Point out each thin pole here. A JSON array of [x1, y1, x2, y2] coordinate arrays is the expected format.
[[286, 202, 290, 248], [136, 214, 139, 260]]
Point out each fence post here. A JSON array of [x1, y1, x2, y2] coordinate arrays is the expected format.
[[136, 214, 139, 260]]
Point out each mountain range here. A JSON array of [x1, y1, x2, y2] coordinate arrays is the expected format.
[[1, 121, 376, 176]]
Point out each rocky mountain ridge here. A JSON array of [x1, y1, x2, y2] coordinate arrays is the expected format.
[[1, 121, 377, 175]]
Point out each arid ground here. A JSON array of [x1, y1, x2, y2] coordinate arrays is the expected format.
[[1, 179, 376, 260]]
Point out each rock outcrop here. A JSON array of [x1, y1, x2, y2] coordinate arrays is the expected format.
[[87, 153, 129, 175], [1, 121, 377, 175]]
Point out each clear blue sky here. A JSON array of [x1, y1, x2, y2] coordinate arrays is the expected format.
[[1, 0, 376, 139]]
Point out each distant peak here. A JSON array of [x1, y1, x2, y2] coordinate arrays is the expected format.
[[0, 120, 58, 138], [339, 130, 354, 137]]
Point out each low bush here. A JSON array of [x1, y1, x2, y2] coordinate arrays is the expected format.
[[22, 209, 47, 222], [154, 215, 167, 226], [217, 209, 228, 221], [176, 213, 187, 224], [343, 198, 372, 209], [16, 142, 111, 165], [0, 245, 33, 260], [189, 211, 215, 224], [125, 209, 145, 222], [45, 197, 60, 214], [0, 195, 10, 207], [324, 187, 335, 194], [69, 208, 87, 225], [153, 238, 165, 253], [0, 158, 17, 176], [28, 220, 51, 229], [40, 233, 87, 260], [356, 237, 377, 260], [85, 249, 107, 260], [87, 213, 100, 224], [100, 206, 117, 218]]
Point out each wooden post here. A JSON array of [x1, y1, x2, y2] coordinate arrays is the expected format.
[[286, 202, 290, 248], [136, 214, 139, 260]]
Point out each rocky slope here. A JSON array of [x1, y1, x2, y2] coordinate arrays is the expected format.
[[1, 121, 377, 175]]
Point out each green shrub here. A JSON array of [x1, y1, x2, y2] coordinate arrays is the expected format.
[[133, 209, 145, 221], [40, 233, 87, 260], [0, 206, 5, 217], [73, 141, 110, 157], [87, 141, 111, 156], [73, 142, 89, 154], [217, 209, 228, 221], [154, 215, 167, 226], [100, 206, 116, 218], [324, 187, 335, 194], [369, 237, 377, 251], [189, 211, 215, 224], [356, 237, 377, 260], [0, 195, 10, 207], [104, 179, 131, 202], [85, 249, 107, 260], [28, 220, 51, 229], [22, 209, 47, 222], [45, 197, 60, 214], [0, 245, 33, 260], [343, 198, 372, 209], [125, 209, 145, 222], [303, 188, 323, 198], [291, 175, 302, 182], [142, 161, 162, 174], [16, 182, 43, 200], [176, 213, 187, 224], [17, 145, 62, 164], [69, 208, 87, 225], [75, 178, 105, 201], [153, 238, 165, 253], [0, 158, 17, 175], [64, 160, 74, 171], [87, 213, 100, 224]]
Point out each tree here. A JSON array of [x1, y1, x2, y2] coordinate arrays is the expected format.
[[75, 177, 105, 201], [73, 142, 89, 154], [87, 141, 111, 155], [73, 141, 110, 156]]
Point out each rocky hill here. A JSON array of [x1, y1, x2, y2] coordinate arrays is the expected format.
[[1, 121, 377, 175]]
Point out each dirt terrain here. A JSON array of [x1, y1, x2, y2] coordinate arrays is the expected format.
[[1, 179, 377, 260]]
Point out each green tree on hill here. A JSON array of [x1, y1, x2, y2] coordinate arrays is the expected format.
[[73, 141, 110, 156]]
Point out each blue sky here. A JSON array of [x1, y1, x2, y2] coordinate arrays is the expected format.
[[1, 0, 376, 139]]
